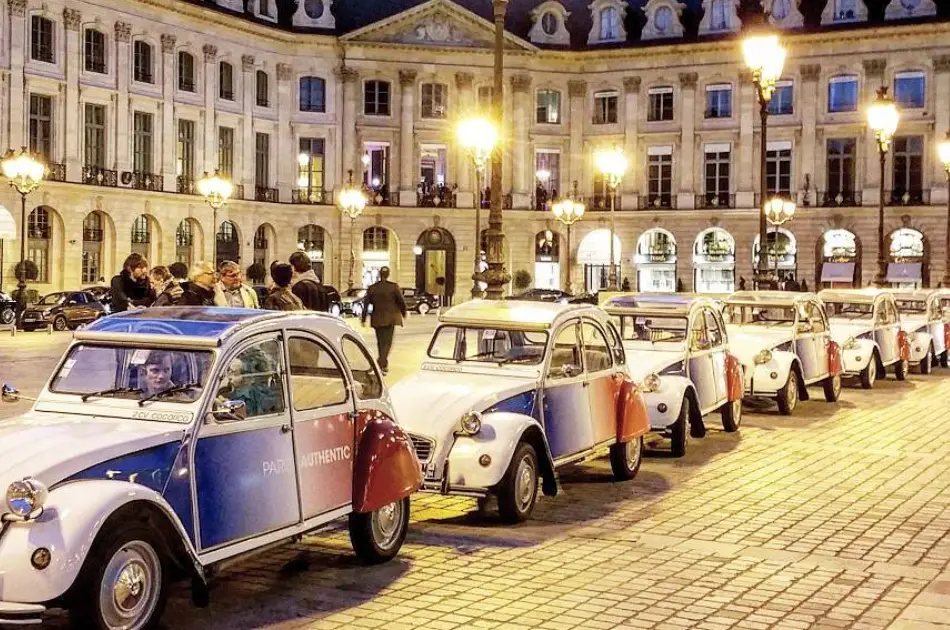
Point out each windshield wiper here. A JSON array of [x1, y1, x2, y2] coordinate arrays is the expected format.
[[138, 383, 202, 406], [81, 387, 141, 402]]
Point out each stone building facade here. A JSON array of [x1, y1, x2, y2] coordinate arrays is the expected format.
[[0, 0, 947, 299]]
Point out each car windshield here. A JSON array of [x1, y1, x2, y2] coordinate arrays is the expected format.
[[428, 326, 548, 365], [895, 299, 926, 314], [50, 344, 215, 414], [38, 293, 66, 306], [825, 301, 873, 319], [612, 314, 688, 343], [723, 303, 796, 326]]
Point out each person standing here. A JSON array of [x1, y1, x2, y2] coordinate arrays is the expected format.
[[289, 251, 328, 311], [151, 266, 186, 307], [216, 261, 259, 309], [361, 266, 407, 375], [111, 253, 154, 313], [264, 262, 304, 311], [179, 262, 219, 306]]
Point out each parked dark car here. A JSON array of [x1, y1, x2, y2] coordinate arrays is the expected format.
[[0, 291, 15, 325], [402, 287, 440, 315], [254, 284, 344, 315], [569, 292, 599, 305], [86, 285, 112, 315], [507, 288, 574, 304], [342, 288, 367, 317], [20, 291, 106, 331]]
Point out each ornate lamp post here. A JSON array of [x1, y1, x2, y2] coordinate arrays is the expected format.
[[551, 183, 585, 295], [1, 148, 45, 308], [743, 30, 786, 288], [458, 117, 498, 299], [594, 147, 627, 290], [197, 169, 234, 265], [936, 132, 950, 287], [339, 169, 367, 290], [764, 197, 796, 283], [867, 87, 899, 287]]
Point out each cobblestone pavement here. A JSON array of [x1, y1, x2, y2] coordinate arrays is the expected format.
[[3, 317, 950, 629]]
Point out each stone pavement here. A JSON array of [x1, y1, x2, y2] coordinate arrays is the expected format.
[[4, 318, 950, 629]]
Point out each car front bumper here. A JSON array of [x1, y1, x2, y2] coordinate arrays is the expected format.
[[0, 601, 46, 625]]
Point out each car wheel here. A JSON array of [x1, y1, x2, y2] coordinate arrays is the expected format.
[[860, 352, 879, 389], [69, 525, 168, 630], [348, 497, 410, 565], [823, 373, 842, 403], [669, 397, 689, 457], [330, 303, 342, 317], [721, 397, 742, 432], [496, 442, 539, 523], [417, 302, 430, 316], [894, 357, 909, 381], [610, 435, 644, 479], [776, 369, 799, 416], [53, 315, 68, 331], [919, 347, 933, 375], [0, 309, 13, 325]]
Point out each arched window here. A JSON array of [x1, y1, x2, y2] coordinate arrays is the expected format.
[[637, 229, 677, 293], [256, 70, 269, 107], [541, 12, 558, 35], [178, 51, 195, 92], [535, 230, 562, 290], [362, 227, 389, 253], [299, 76, 326, 112], [304, 0, 324, 19], [599, 6, 619, 40], [133, 41, 153, 83], [28, 207, 51, 283], [176, 219, 196, 267], [819, 229, 859, 287], [219, 61, 234, 100], [82, 212, 104, 284], [216, 221, 240, 268], [888, 228, 926, 288], [298, 224, 326, 280], [754, 228, 798, 284], [130, 215, 151, 259], [577, 228, 622, 292]]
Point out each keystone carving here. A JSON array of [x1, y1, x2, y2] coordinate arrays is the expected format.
[[800, 63, 821, 81], [114, 21, 131, 43], [623, 76, 641, 94], [568, 80, 587, 97], [202, 44, 217, 62], [863, 58, 886, 77], [160, 34, 176, 53], [63, 8, 81, 31], [679, 72, 699, 88], [242, 54, 255, 71]]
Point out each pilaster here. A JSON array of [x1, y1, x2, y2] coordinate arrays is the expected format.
[[800, 64, 820, 207], [8, 0, 27, 151], [737, 70, 755, 207], [511, 74, 531, 208], [568, 80, 586, 189], [202, 45, 217, 173], [678, 72, 697, 209], [398, 69, 417, 206], [241, 55, 255, 196], [454, 71, 474, 206], [933, 55, 950, 203], [622, 76, 641, 208], [862, 58, 886, 204], [276, 62, 294, 200], [64, 9, 82, 179], [337, 66, 359, 180], [161, 34, 177, 192], [115, 22, 132, 175]]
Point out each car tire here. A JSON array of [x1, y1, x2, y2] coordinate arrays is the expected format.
[[894, 357, 909, 381], [417, 303, 430, 316], [53, 315, 68, 331], [669, 398, 689, 457], [496, 441, 539, 524], [610, 435, 644, 479], [776, 369, 800, 416], [860, 352, 879, 389], [919, 347, 933, 375], [69, 524, 169, 630], [721, 398, 742, 433], [823, 373, 842, 403], [0, 309, 13, 325], [348, 497, 410, 565]]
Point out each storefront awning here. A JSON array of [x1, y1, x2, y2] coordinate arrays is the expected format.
[[887, 262, 922, 282], [0, 205, 15, 239], [821, 262, 855, 283]]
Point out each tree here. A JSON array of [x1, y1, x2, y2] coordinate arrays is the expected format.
[[14, 260, 38, 281], [513, 269, 532, 292]]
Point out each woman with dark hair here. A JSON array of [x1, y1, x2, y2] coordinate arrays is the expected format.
[[110, 253, 155, 313]]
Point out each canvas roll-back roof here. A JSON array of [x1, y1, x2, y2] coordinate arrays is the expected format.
[[439, 300, 592, 331], [726, 291, 819, 307], [818, 288, 889, 304]]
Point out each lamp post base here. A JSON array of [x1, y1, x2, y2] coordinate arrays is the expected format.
[[470, 276, 485, 300], [608, 264, 618, 292], [478, 267, 511, 301]]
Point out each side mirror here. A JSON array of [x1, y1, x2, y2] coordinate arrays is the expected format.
[[2, 384, 20, 403], [209, 399, 247, 422]]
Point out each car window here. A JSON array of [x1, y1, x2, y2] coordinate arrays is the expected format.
[[342, 336, 383, 399], [887, 300, 900, 324], [215, 339, 286, 420], [803, 302, 827, 333], [605, 321, 625, 364], [689, 313, 710, 351], [581, 322, 613, 373], [402, 289, 415, 298], [876, 300, 896, 325], [548, 323, 583, 378], [287, 337, 348, 410], [704, 310, 724, 347]]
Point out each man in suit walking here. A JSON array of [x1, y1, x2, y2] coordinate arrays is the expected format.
[[361, 266, 407, 375]]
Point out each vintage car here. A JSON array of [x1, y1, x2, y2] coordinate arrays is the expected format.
[[721, 292, 843, 414], [603, 295, 744, 456], [342, 288, 367, 317], [892, 289, 950, 372], [0, 307, 421, 628], [0, 290, 14, 325], [391, 301, 650, 523], [818, 289, 912, 388], [20, 290, 106, 331]]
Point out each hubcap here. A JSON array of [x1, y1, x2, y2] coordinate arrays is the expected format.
[[869, 359, 877, 384], [99, 541, 161, 630], [833, 374, 841, 397], [514, 455, 537, 512], [371, 500, 404, 552], [625, 437, 641, 468], [54, 318, 66, 330]]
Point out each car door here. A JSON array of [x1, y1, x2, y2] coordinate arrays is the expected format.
[[703, 308, 729, 410], [63, 292, 82, 325], [581, 320, 623, 446], [686, 310, 718, 412], [805, 300, 832, 380], [875, 297, 899, 364], [542, 320, 594, 460], [794, 300, 822, 382], [194, 334, 301, 551], [285, 333, 355, 521]]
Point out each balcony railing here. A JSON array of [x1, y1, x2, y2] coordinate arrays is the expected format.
[[819, 190, 862, 207], [82, 228, 103, 242], [638, 194, 675, 210], [585, 194, 621, 211], [417, 186, 456, 208], [256, 186, 279, 203], [131, 172, 163, 191], [131, 231, 151, 244], [695, 192, 736, 209], [82, 166, 118, 187], [47, 162, 66, 182], [220, 89, 234, 101], [532, 196, 552, 212], [366, 187, 393, 206], [86, 60, 106, 74], [179, 79, 195, 92], [233, 184, 244, 200], [291, 188, 330, 204], [887, 189, 929, 206], [28, 226, 50, 239]]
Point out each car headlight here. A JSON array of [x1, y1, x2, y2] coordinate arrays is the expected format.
[[459, 411, 482, 436], [642, 373, 661, 393], [5, 478, 48, 518], [843, 336, 858, 350], [754, 349, 773, 365]]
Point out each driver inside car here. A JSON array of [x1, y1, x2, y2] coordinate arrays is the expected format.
[[141, 351, 177, 398]]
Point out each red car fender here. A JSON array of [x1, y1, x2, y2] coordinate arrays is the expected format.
[[827, 340, 843, 376], [725, 353, 744, 402], [352, 411, 423, 513], [944, 323, 950, 349], [897, 330, 911, 361], [617, 378, 650, 443]]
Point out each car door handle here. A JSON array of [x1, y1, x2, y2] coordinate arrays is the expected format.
[[280, 424, 293, 434], [582, 381, 590, 388]]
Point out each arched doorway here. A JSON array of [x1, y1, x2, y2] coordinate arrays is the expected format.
[[888, 227, 928, 288], [577, 228, 622, 292], [535, 229, 561, 290], [362, 226, 398, 287], [27, 206, 53, 284], [130, 215, 151, 261], [817, 229, 861, 288], [176, 219, 202, 268], [252, 223, 277, 282], [693, 228, 735, 293], [636, 228, 677, 293], [415, 227, 456, 303], [82, 211, 107, 284], [216, 220, 240, 268], [753, 228, 797, 284], [297, 224, 327, 282]]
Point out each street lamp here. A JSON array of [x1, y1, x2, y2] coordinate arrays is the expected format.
[[743, 30, 786, 288], [938, 131, 950, 287], [197, 169, 234, 266], [764, 197, 796, 284], [594, 147, 627, 290], [459, 116, 498, 299], [339, 169, 367, 290], [1, 148, 45, 314], [551, 183, 585, 295], [867, 86, 899, 287]]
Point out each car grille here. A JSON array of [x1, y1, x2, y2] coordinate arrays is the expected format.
[[409, 434, 434, 463]]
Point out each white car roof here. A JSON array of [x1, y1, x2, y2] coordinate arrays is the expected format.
[[438, 300, 605, 332], [818, 288, 890, 304], [726, 291, 820, 307], [604, 293, 717, 317]]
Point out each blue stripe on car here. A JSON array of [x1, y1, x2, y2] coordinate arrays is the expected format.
[[486, 390, 538, 420]]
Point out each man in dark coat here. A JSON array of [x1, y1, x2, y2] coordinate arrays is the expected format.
[[289, 251, 328, 311], [361, 266, 407, 375], [110, 253, 154, 313]]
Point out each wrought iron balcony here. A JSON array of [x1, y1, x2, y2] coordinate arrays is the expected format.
[[695, 192, 736, 209], [46, 162, 66, 182], [819, 190, 862, 207], [256, 186, 279, 203], [82, 228, 103, 242], [887, 189, 929, 206], [366, 187, 392, 206], [82, 166, 118, 187], [177, 176, 196, 195], [131, 231, 151, 244], [417, 185, 456, 208], [291, 188, 330, 204], [131, 172, 163, 192], [637, 194, 675, 210], [28, 226, 50, 239]]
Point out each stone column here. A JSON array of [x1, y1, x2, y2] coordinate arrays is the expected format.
[[862, 58, 886, 205], [398, 69, 417, 206], [799, 64, 821, 207], [241, 54, 255, 198], [337, 66, 358, 181], [511, 74, 532, 208], [8, 0, 27, 151], [622, 76, 641, 208], [63, 9, 82, 178], [737, 70, 755, 207], [114, 22, 132, 176], [567, 80, 586, 190], [454, 72, 474, 208], [932, 55, 950, 204], [276, 63, 294, 201], [678, 72, 698, 210], [202, 45, 218, 173], [160, 34, 177, 193]]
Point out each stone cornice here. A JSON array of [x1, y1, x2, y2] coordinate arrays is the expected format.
[[161, 34, 177, 53], [862, 58, 886, 77], [242, 54, 255, 71], [63, 8, 82, 31], [568, 80, 586, 97], [623, 76, 641, 94], [398, 69, 417, 87], [800, 63, 821, 81], [114, 22, 131, 43]]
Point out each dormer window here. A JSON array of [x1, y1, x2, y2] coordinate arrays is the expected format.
[[600, 7, 619, 40], [698, 0, 740, 35], [529, 1, 571, 46], [821, 0, 868, 24], [541, 12, 558, 35], [765, 0, 804, 28], [884, 0, 936, 20], [642, 0, 686, 40], [656, 7, 673, 32], [711, 0, 728, 29], [587, 0, 627, 44]]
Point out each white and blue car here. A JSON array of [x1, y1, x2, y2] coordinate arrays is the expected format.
[[892, 289, 950, 372], [0, 307, 422, 628]]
